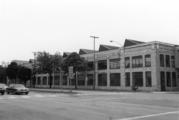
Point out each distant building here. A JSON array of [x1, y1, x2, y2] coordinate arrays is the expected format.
[[12, 60, 33, 69], [35, 39, 179, 91]]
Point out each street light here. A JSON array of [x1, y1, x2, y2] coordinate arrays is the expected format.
[[110, 40, 126, 88], [32, 52, 37, 88], [110, 40, 123, 46], [90, 36, 99, 90]]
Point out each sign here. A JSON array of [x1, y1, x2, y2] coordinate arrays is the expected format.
[[68, 66, 74, 79]]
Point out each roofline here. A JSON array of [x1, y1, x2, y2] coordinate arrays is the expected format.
[[124, 41, 179, 49]]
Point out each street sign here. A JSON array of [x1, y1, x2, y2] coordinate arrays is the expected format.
[[68, 66, 74, 79]]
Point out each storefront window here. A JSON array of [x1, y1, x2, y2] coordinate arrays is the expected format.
[[172, 72, 177, 87], [110, 58, 120, 69], [166, 72, 171, 87], [110, 73, 120, 86], [146, 71, 152, 87], [37, 77, 41, 85], [54, 75, 60, 85], [62, 75, 67, 85], [87, 74, 93, 86], [132, 72, 143, 87], [125, 72, 130, 87], [98, 73, 107, 86], [42, 77, 47, 85], [78, 74, 85, 86]]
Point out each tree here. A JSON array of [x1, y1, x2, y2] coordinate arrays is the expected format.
[[6, 62, 18, 83], [18, 66, 31, 86], [62, 52, 87, 89], [0, 65, 7, 83], [36, 51, 63, 88]]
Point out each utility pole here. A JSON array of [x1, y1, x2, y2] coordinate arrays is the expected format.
[[32, 52, 37, 88], [90, 36, 99, 90]]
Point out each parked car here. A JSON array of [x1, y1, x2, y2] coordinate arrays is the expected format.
[[0, 83, 7, 95], [6, 84, 29, 95]]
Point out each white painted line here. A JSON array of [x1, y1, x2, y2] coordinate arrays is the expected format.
[[111, 101, 175, 109], [116, 111, 179, 120], [48, 94, 57, 97], [21, 96, 30, 99], [34, 94, 45, 98], [77, 92, 132, 96], [8, 96, 17, 99]]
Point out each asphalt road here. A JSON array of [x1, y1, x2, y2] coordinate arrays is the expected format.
[[0, 91, 178, 120]]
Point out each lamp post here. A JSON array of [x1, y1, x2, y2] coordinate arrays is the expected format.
[[90, 36, 99, 90], [32, 52, 37, 88], [110, 40, 126, 88]]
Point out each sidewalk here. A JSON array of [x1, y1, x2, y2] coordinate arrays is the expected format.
[[30, 88, 179, 95], [30, 88, 77, 94], [30, 88, 127, 95]]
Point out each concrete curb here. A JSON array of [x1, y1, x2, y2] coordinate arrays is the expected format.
[[30, 88, 78, 94]]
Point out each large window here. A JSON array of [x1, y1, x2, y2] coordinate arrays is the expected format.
[[132, 72, 143, 87], [62, 75, 67, 85], [160, 54, 164, 67], [78, 74, 85, 86], [145, 54, 151, 67], [87, 62, 94, 71], [172, 72, 177, 87], [125, 57, 130, 68], [145, 71, 152, 87], [110, 58, 120, 69], [37, 77, 41, 85], [70, 78, 75, 86], [166, 72, 171, 87], [110, 73, 120, 86], [87, 74, 93, 86], [125, 72, 130, 87], [160, 71, 166, 91], [171, 56, 175, 68], [166, 55, 170, 67], [132, 56, 143, 68], [98, 73, 107, 86], [42, 77, 47, 85], [54, 75, 60, 85], [98, 60, 107, 70]]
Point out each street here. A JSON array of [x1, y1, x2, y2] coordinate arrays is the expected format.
[[0, 91, 179, 120]]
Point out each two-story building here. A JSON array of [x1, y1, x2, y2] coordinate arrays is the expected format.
[[35, 39, 179, 91]]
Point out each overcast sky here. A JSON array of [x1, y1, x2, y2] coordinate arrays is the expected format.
[[0, 0, 179, 63]]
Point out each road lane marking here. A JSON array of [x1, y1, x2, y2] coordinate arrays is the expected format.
[[8, 96, 17, 99], [33, 94, 45, 98], [77, 92, 132, 96], [116, 111, 179, 120], [21, 96, 30, 99]]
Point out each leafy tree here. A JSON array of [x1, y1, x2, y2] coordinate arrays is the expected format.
[[36, 51, 63, 88], [0, 65, 7, 83], [6, 62, 18, 83], [62, 52, 87, 89], [18, 66, 31, 86]]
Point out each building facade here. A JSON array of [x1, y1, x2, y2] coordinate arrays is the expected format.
[[35, 39, 179, 91]]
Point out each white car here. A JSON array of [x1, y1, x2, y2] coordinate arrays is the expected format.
[[0, 83, 7, 95]]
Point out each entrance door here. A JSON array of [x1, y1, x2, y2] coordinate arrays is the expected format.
[[160, 72, 166, 91]]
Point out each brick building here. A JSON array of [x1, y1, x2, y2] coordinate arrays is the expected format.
[[35, 39, 179, 91]]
